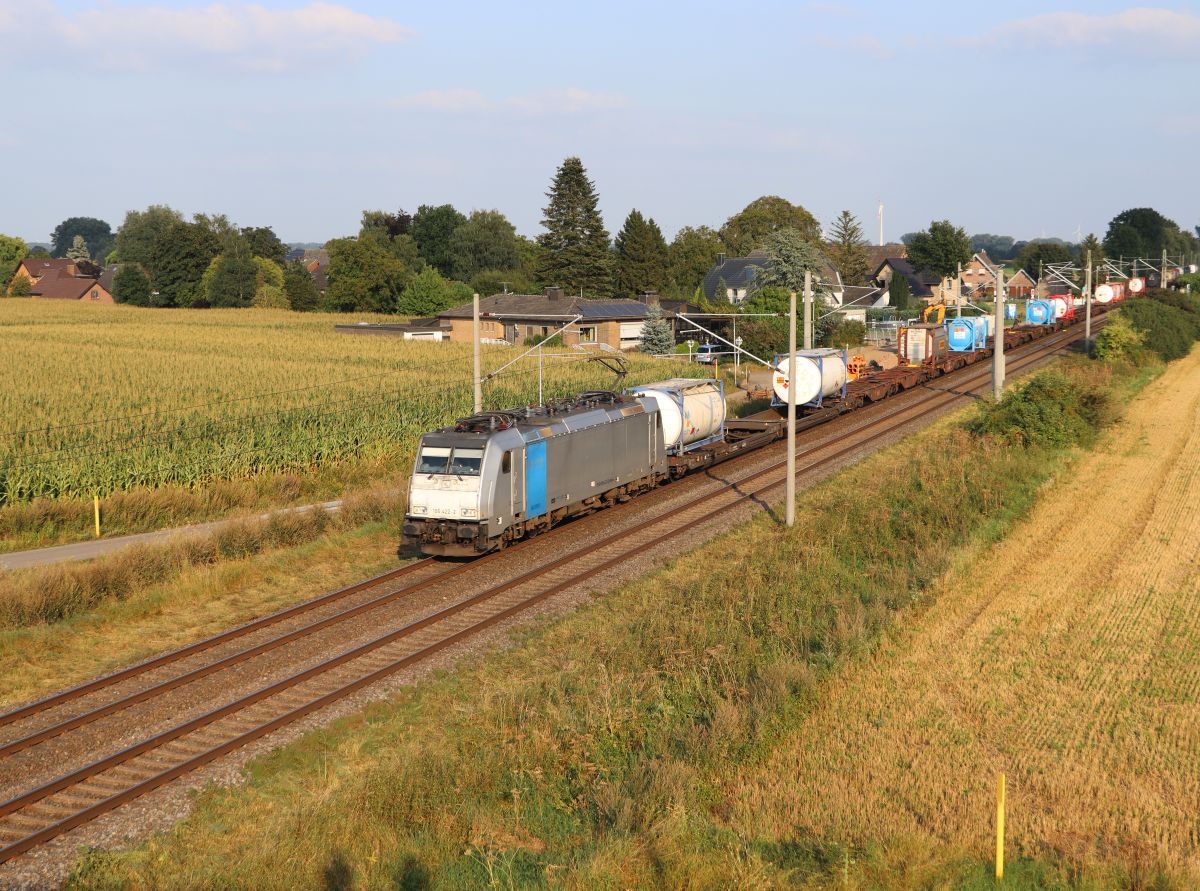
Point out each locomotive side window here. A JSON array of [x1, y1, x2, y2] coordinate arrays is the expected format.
[[449, 447, 484, 476], [501, 450, 512, 473], [416, 446, 451, 474]]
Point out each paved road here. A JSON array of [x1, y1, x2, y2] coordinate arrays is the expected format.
[[0, 500, 344, 572]]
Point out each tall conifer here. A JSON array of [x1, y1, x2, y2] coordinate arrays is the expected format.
[[536, 157, 614, 297], [614, 209, 669, 298]]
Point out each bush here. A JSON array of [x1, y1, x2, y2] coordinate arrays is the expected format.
[[822, 319, 866, 347], [523, 334, 563, 348], [1092, 312, 1146, 364], [1146, 287, 1200, 315], [1171, 272, 1200, 292], [1119, 299, 1200, 362], [252, 283, 289, 309], [967, 370, 1111, 448]]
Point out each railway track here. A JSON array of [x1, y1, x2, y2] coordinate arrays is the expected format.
[[0, 320, 1098, 864]]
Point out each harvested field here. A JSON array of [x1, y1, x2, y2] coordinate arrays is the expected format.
[[730, 348, 1200, 881]]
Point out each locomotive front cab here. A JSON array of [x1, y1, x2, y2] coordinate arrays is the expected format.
[[404, 434, 491, 556]]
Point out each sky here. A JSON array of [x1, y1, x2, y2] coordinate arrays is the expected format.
[[2, 0, 1197, 246]]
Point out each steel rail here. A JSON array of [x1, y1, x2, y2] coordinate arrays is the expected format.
[[0, 319, 1096, 863]]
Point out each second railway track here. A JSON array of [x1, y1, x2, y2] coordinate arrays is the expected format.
[[0, 320, 1098, 864]]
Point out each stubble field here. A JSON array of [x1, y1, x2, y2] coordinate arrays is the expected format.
[[730, 347, 1200, 882]]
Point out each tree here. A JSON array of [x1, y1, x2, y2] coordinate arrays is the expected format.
[[252, 256, 284, 289], [410, 204, 466, 276], [324, 237, 410, 313], [536, 156, 614, 297], [397, 267, 458, 316], [206, 254, 258, 308], [116, 205, 184, 266], [1077, 233, 1104, 271], [721, 196, 821, 255], [970, 234, 1017, 261], [666, 225, 723, 297], [242, 226, 287, 263], [1104, 207, 1178, 258], [1018, 240, 1073, 280], [8, 276, 32, 297], [638, 305, 674, 354], [0, 234, 26, 287], [888, 270, 912, 309], [149, 220, 220, 307], [822, 318, 866, 347], [360, 208, 412, 240], [283, 261, 320, 311], [905, 220, 972, 279], [826, 210, 869, 285], [50, 217, 113, 261], [614, 209, 668, 297], [448, 210, 519, 280], [112, 264, 151, 306], [755, 228, 826, 295], [742, 285, 791, 315], [66, 234, 90, 261]]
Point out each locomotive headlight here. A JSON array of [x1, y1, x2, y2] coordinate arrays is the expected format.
[[461, 508, 478, 518]]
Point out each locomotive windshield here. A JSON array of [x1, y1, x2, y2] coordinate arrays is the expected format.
[[416, 445, 484, 476]]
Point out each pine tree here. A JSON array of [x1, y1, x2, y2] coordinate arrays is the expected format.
[[536, 157, 614, 297], [66, 234, 90, 261], [826, 210, 869, 285], [639, 305, 674, 354], [888, 270, 912, 309], [614, 209, 668, 297]]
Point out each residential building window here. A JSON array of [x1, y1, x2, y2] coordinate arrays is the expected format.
[[579, 326, 596, 343], [91, 290, 99, 299]]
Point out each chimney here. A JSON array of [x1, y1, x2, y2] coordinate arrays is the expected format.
[[544, 286, 565, 301], [716, 252, 726, 266], [640, 290, 661, 308]]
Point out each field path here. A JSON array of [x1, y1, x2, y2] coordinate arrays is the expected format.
[[729, 350, 1200, 876]]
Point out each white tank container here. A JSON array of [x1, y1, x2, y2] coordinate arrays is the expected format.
[[773, 349, 848, 405], [1094, 283, 1115, 304], [1051, 296, 1070, 318], [629, 379, 726, 451]]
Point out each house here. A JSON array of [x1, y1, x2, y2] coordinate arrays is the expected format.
[[960, 251, 1002, 295], [14, 258, 111, 303], [861, 244, 909, 283], [702, 250, 844, 306], [701, 251, 771, 303], [872, 257, 937, 302], [1002, 269, 1036, 298], [435, 288, 655, 350]]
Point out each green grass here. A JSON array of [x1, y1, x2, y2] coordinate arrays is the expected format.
[[63, 354, 1181, 889]]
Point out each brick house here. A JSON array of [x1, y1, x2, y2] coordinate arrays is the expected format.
[[435, 288, 655, 350], [14, 258, 112, 303], [960, 251, 1002, 295]]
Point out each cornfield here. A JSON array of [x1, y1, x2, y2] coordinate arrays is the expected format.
[[0, 302, 695, 504]]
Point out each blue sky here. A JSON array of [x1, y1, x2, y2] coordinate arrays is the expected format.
[[2, 1, 1197, 245]]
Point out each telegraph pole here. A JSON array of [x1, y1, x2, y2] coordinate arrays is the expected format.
[[956, 261, 963, 317], [1084, 251, 1093, 345], [786, 288, 797, 528], [1163, 248, 1169, 288], [472, 292, 482, 413], [802, 269, 813, 351], [992, 269, 1005, 400]]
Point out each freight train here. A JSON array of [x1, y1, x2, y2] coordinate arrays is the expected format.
[[404, 300, 1110, 557]]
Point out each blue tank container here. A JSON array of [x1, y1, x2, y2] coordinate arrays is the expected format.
[[946, 317, 989, 352], [1026, 300, 1055, 325]]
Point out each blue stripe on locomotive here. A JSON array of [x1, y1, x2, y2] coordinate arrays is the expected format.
[[525, 439, 547, 519]]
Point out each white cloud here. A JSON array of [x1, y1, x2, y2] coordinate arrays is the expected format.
[[392, 87, 629, 116], [976, 7, 1200, 57], [0, 0, 411, 72]]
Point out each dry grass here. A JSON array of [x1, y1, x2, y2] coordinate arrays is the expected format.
[[0, 503, 403, 709], [728, 347, 1200, 884]]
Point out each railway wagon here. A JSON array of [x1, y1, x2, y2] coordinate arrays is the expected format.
[[403, 391, 668, 556]]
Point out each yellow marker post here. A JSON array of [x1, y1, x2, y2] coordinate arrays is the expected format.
[[995, 772, 1006, 880], [94, 495, 101, 539]]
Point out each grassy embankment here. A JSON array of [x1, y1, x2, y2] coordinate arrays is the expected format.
[[64, 307, 1190, 891], [0, 302, 693, 549]]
